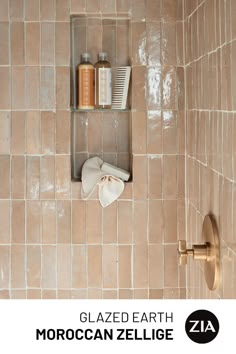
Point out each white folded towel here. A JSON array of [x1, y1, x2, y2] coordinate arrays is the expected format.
[[81, 157, 124, 207]]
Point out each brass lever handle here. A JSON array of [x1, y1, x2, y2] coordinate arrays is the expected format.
[[178, 240, 193, 265], [177, 215, 220, 291], [177, 240, 209, 266]]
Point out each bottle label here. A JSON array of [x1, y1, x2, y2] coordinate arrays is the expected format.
[[79, 67, 94, 107], [98, 68, 112, 105]]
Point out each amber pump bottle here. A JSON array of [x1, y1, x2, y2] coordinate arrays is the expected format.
[[77, 53, 94, 110], [94, 52, 112, 109]]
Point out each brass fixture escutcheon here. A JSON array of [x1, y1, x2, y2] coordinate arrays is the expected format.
[[178, 215, 220, 291]]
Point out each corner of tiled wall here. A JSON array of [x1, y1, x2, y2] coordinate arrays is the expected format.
[[185, 0, 236, 299]]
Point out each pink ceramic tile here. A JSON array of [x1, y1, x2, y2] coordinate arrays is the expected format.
[[70, 0, 86, 13], [0, 67, 10, 109], [42, 290, 56, 299], [25, 67, 40, 109], [149, 200, 163, 244], [116, 24, 130, 66], [72, 245, 87, 288], [86, 0, 100, 12], [163, 110, 177, 153], [162, 0, 177, 22], [26, 156, 40, 200], [72, 200, 86, 244], [88, 289, 102, 299], [11, 245, 26, 288], [149, 245, 164, 288], [11, 112, 25, 154], [25, 0, 39, 20], [163, 200, 177, 243], [131, 0, 146, 21], [163, 155, 177, 199], [100, 0, 116, 12], [132, 112, 147, 154], [133, 155, 148, 199], [11, 22, 24, 65], [118, 246, 132, 288], [103, 202, 117, 243], [27, 246, 41, 288], [0, 246, 10, 288], [147, 110, 162, 154], [55, 22, 70, 65], [147, 22, 161, 66], [146, 67, 161, 110], [116, 0, 131, 13], [0, 201, 10, 244], [164, 244, 178, 288], [41, 201, 56, 244], [11, 156, 25, 199], [131, 22, 147, 65], [11, 201, 25, 244], [0, 111, 10, 154], [57, 244, 72, 288], [9, 0, 24, 20], [56, 67, 70, 109], [42, 246, 56, 289], [146, 0, 161, 21], [41, 22, 55, 65], [133, 200, 148, 244], [0, 23, 9, 65], [162, 66, 177, 109], [56, 111, 70, 154], [40, 156, 55, 199], [88, 245, 102, 288], [11, 66, 25, 110], [118, 201, 133, 244], [0, 0, 9, 20], [148, 155, 162, 199], [26, 201, 41, 243], [56, 0, 70, 20], [133, 245, 148, 288], [57, 200, 71, 243], [25, 22, 40, 65], [40, 67, 55, 109], [86, 201, 102, 244], [132, 66, 147, 110], [102, 245, 117, 288], [27, 289, 41, 299], [0, 290, 10, 299], [40, 0, 55, 20], [55, 155, 71, 199], [26, 111, 41, 154], [41, 111, 55, 154], [0, 155, 10, 198]]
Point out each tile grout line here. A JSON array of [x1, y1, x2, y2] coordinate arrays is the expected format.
[[183, 1, 188, 297], [8, 0, 12, 299]]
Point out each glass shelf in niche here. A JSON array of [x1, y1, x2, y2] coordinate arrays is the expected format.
[[71, 108, 131, 113]]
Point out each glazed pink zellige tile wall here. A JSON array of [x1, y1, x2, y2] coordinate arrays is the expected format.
[[185, 0, 236, 298], [0, 0, 185, 299]]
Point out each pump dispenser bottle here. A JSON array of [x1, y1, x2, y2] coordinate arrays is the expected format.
[[94, 52, 112, 109], [77, 53, 94, 110]]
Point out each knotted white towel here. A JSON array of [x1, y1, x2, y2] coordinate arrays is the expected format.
[[81, 157, 124, 207]]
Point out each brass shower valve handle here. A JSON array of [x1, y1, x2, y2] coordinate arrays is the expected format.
[[177, 215, 220, 291], [178, 240, 211, 266]]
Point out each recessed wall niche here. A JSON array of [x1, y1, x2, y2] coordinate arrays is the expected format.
[[70, 15, 132, 181]]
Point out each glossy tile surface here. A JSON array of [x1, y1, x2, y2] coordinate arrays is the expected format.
[[185, 0, 236, 299], [0, 0, 185, 299]]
